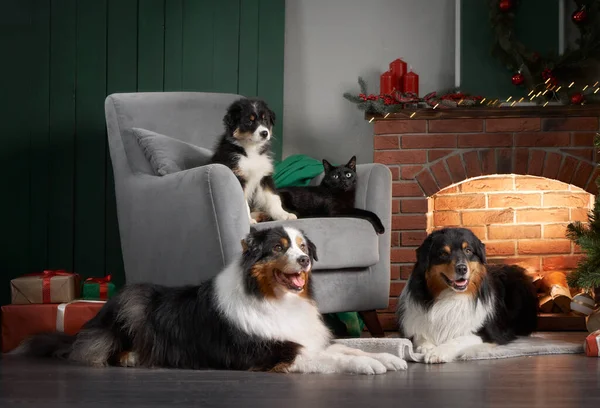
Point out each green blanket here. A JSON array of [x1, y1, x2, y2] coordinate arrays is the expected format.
[[273, 154, 324, 188], [273, 154, 365, 337]]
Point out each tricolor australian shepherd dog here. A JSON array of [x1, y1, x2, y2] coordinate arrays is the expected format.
[[397, 227, 538, 363], [211, 98, 297, 225], [15, 227, 406, 374]]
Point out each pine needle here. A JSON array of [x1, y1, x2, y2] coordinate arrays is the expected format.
[[357, 77, 368, 95]]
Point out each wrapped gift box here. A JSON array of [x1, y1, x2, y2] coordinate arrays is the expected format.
[[585, 330, 600, 357], [1, 301, 105, 353], [11, 270, 80, 304], [82, 275, 116, 300]]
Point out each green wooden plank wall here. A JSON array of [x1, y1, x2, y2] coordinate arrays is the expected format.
[[0, 0, 285, 306]]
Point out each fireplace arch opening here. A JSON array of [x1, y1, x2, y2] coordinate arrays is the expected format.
[[428, 174, 594, 275]]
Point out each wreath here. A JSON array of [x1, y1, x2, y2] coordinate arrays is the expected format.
[[491, 0, 600, 104]]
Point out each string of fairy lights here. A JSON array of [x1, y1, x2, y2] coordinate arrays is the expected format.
[[367, 79, 600, 121]]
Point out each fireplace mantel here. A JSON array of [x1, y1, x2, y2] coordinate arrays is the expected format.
[[371, 107, 600, 331], [367, 105, 600, 121]]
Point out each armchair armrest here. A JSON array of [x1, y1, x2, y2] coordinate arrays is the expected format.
[[354, 163, 392, 232], [355, 163, 392, 311], [119, 163, 249, 286]]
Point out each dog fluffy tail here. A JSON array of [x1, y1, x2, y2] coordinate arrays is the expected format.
[[10, 332, 76, 359]]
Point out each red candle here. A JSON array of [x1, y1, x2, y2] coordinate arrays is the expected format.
[[403, 70, 419, 96], [389, 58, 407, 92], [380, 71, 394, 95]]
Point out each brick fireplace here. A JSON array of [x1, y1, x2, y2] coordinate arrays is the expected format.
[[372, 107, 600, 331]]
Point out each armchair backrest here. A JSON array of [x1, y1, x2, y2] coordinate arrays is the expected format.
[[105, 92, 243, 176]]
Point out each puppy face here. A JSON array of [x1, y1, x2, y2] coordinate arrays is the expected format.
[[241, 226, 318, 299], [223, 98, 276, 147], [415, 228, 486, 296]]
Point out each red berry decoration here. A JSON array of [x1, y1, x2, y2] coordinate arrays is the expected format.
[[571, 93, 584, 105], [542, 68, 553, 80], [572, 7, 587, 24], [383, 96, 395, 105], [499, 0, 512, 11], [512, 72, 525, 86]]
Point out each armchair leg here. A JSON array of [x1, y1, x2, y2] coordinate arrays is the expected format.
[[358, 310, 385, 338]]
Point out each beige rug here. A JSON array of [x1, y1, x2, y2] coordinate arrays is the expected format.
[[334, 334, 583, 362]]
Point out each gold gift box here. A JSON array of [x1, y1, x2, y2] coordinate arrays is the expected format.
[[11, 271, 79, 304]]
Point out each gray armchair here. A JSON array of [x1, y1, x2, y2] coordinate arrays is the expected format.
[[105, 92, 392, 335]]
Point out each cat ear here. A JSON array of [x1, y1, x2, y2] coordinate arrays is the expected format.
[[347, 156, 357, 171], [322, 159, 333, 173]]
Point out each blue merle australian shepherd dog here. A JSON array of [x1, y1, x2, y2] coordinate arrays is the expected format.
[[15, 227, 406, 375], [211, 98, 297, 225], [397, 227, 538, 363]]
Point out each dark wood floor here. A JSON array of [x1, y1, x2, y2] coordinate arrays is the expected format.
[[1, 333, 598, 408]]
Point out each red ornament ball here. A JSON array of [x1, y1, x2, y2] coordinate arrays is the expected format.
[[512, 72, 525, 86], [499, 0, 512, 11], [572, 8, 587, 24], [571, 93, 584, 105]]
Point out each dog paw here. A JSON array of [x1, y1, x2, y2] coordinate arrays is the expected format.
[[423, 345, 458, 364], [344, 356, 387, 375], [457, 343, 497, 360], [118, 351, 139, 367], [249, 217, 258, 225], [415, 343, 436, 354], [369, 353, 407, 371], [272, 212, 297, 221]]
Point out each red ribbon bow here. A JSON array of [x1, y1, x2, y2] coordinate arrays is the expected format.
[[24, 270, 78, 303], [85, 275, 112, 299]]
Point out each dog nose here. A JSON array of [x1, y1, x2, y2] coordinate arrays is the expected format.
[[297, 256, 310, 268], [260, 130, 269, 138], [455, 264, 468, 276]]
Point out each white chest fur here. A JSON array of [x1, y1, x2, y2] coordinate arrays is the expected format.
[[214, 263, 331, 352], [399, 290, 493, 346], [236, 147, 273, 199]]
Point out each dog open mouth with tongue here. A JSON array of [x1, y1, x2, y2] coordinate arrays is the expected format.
[[274, 270, 306, 292], [441, 274, 470, 292]]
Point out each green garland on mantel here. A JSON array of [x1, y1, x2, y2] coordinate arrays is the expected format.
[[343, 77, 484, 114]]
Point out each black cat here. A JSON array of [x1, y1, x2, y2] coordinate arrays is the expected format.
[[277, 156, 385, 234]]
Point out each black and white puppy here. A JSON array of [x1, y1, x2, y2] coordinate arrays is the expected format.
[[211, 98, 296, 224], [397, 227, 538, 363], [14, 227, 406, 375]]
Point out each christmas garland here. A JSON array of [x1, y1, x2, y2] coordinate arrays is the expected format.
[[342, 77, 420, 114], [422, 90, 484, 108], [343, 78, 484, 114], [490, 0, 600, 104]]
